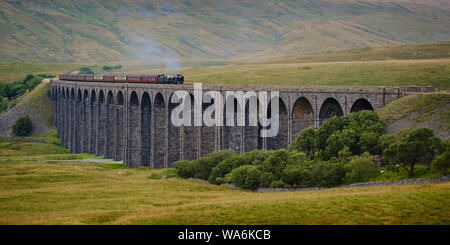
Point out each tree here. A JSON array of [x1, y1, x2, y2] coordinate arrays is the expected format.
[[325, 129, 357, 159], [359, 131, 381, 155], [432, 143, 450, 176], [289, 127, 316, 157], [383, 127, 443, 177], [344, 153, 378, 184], [12, 115, 33, 136]]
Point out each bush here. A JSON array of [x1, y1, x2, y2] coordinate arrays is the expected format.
[[262, 149, 289, 179], [310, 160, 346, 187], [12, 115, 33, 136], [173, 160, 196, 178], [269, 180, 289, 188], [432, 145, 450, 176], [359, 131, 381, 155], [192, 150, 236, 180], [344, 153, 378, 184], [227, 165, 262, 190], [281, 164, 312, 188], [259, 172, 276, 187], [289, 127, 316, 157]]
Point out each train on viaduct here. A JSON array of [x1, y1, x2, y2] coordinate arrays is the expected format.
[[50, 78, 436, 168]]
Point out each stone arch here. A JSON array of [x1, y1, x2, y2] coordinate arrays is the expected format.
[[117, 91, 124, 105], [107, 91, 115, 105], [350, 98, 374, 113], [90, 90, 97, 104], [168, 92, 182, 166], [65, 88, 69, 99], [77, 89, 82, 102], [71, 88, 75, 100], [130, 91, 139, 106], [319, 98, 343, 125], [292, 97, 314, 140], [140, 92, 152, 167], [153, 92, 166, 168], [98, 90, 105, 104], [83, 89, 89, 103], [267, 96, 288, 150]]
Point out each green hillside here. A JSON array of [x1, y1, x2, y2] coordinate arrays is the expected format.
[[1, 0, 450, 63]]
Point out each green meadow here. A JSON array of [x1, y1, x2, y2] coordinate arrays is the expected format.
[[0, 139, 449, 225]]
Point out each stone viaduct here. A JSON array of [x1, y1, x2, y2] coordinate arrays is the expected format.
[[50, 79, 436, 168]]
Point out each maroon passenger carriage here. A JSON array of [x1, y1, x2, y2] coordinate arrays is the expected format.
[[59, 73, 184, 85]]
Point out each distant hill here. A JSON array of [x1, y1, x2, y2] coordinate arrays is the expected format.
[[1, 0, 450, 63], [256, 41, 450, 64]]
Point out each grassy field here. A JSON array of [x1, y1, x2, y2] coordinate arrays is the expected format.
[[0, 139, 449, 225], [126, 59, 450, 89]]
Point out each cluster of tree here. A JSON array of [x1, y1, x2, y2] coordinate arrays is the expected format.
[[174, 111, 449, 190], [102, 65, 122, 71], [12, 115, 33, 136], [0, 74, 50, 114]]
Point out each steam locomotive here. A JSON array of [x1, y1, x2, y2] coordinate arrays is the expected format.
[[59, 73, 184, 84]]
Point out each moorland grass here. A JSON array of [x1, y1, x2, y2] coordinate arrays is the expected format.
[[0, 140, 449, 225]]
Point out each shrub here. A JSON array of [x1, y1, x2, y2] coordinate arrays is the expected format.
[[227, 165, 262, 190], [432, 146, 450, 176], [262, 149, 289, 179], [12, 115, 33, 136], [289, 127, 316, 157], [310, 160, 346, 187], [281, 164, 312, 188], [259, 172, 276, 187], [344, 153, 378, 184], [192, 150, 236, 180], [269, 180, 289, 188], [173, 160, 196, 178], [359, 131, 381, 155]]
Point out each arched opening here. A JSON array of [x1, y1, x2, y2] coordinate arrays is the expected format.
[[224, 96, 244, 153], [350, 98, 374, 113], [127, 91, 140, 166], [115, 91, 125, 160], [267, 97, 288, 150], [107, 91, 115, 105], [153, 93, 166, 168], [183, 93, 197, 160], [244, 96, 261, 152], [168, 93, 182, 166], [140, 92, 152, 167], [82, 89, 89, 153], [71, 88, 75, 100], [130, 91, 139, 106], [292, 97, 314, 140], [77, 89, 82, 102], [105, 91, 115, 158], [200, 96, 216, 157], [319, 98, 343, 126], [117, 91, 124, 105], [89, 90, 97, 154], [98, 90, 105, 104], [97, 90, 106, 156]]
